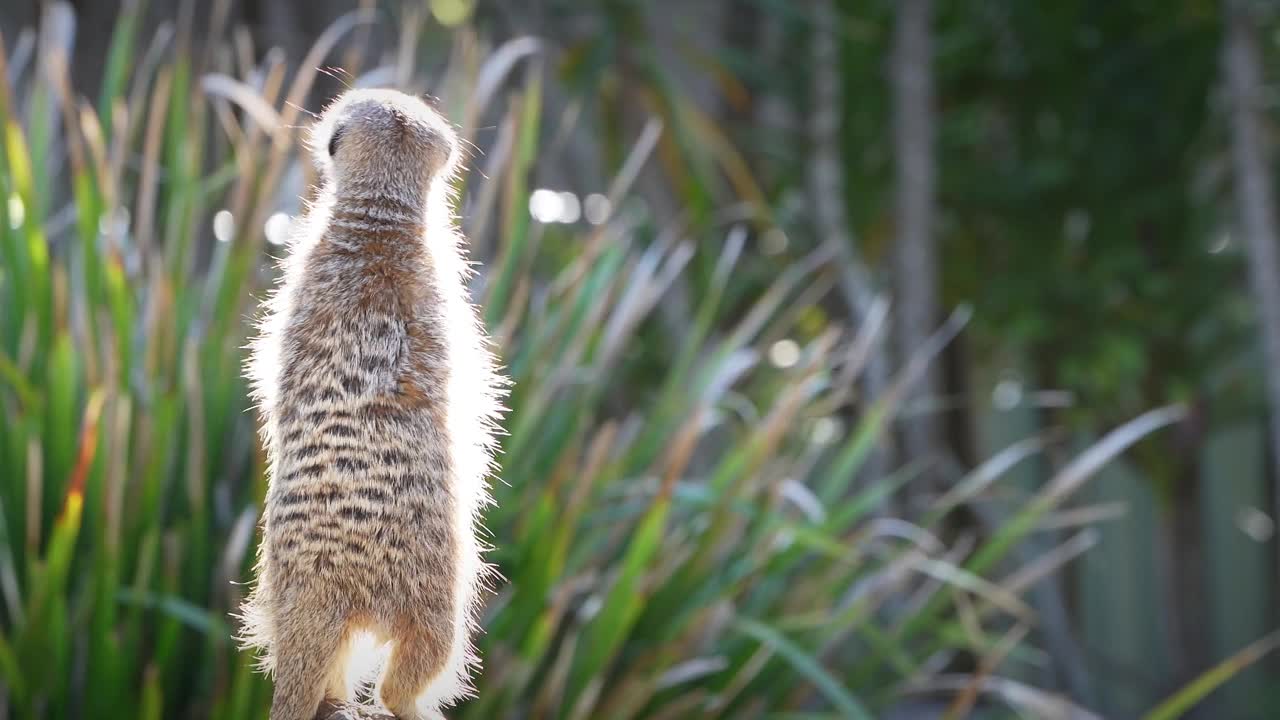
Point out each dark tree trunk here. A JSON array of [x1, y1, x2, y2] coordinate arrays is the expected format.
[[808, 0, 894, 484], [1139, 395, 1213, 714], [1224, 0, 1280, 608], [1157, 438, 1212, 697], [890, 0, 942, 483]]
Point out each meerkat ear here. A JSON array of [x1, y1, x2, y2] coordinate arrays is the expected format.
[[328, 124, 345, 157]]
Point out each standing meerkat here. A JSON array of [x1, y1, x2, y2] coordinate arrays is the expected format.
[[239, 88, 505, 720]]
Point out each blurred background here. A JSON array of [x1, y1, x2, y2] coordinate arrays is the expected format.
[[0, 0, 1278, 718]]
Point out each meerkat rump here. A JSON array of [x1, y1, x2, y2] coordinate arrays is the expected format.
[[239, 88, 505, 720]]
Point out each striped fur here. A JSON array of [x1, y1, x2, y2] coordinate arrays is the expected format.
[[239, 89, 505, 720]]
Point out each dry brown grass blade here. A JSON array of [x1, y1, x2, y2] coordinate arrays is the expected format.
[[598, 241, 694, 370], [914, 674, 1102, 720], [464, 35, 542, 135], [756, 267, 838, 352], [103, 392, 131, 558], [200, 0, 235, 75], [200, 74, 285, 137], [3, 28, 35, 84], [219, 506, 259, 608], [1000, 528, 1100, 600], [943, 623, 1030, 720], [551, 117, 664, 297], [878, 305, 972, 415], [661, 407, 706, 500], [568, 422, 619, 518], [1038, 405, 1186, 508], [714, 245, 835, 365], [182, 335, 206, 515], [464, 103, 516, 257], [24, 435, 43, 562], [133, 65, 172, 256], [537, 238, 633, 396], [280, 9, 377, 125], [229, 9, 375, 261], [77, 100, 111, 200], [899, 533, 976, 621], [106, 99, 128, 198], [647, 690, 712, 720], [492, 272, 530, 352], [126, 22, 173, 124], [1037, 502, 1127, 531], [705, 645, 773, 717], [340, 0, 379, 78], [67, 389, 107, 500], [832, 295, 890, 397], [930, 434, 1050, 521], [394, 3, 421, 89]]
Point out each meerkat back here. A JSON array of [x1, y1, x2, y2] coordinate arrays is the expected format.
[[239, 88, 505, 720]]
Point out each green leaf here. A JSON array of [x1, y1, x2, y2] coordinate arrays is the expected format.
[[732, 617, 873, 720]]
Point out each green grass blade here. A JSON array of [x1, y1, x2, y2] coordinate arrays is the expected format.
[[732, 617, 873, 720], [1141, 629, 1280, 720]]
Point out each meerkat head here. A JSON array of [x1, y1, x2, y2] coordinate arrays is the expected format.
[[311, 88, 459, 200]]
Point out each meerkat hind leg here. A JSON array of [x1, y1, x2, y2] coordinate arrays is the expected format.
[[378, 622, 452, 720], [269, 604, 350, 720], [324, 626, 358, 702]]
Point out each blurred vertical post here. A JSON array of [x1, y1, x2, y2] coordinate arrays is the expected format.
[[1224, 0, 1280, 591], [891, 0, 942, 482], [808, 0, 893, 483]]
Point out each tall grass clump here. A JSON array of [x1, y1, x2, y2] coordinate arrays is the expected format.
[[0, 4, 1185, 718]]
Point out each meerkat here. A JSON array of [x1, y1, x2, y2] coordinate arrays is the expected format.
[[238, 88, 505, 720]]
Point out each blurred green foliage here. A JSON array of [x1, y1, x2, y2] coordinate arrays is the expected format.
[[0, 1, 1270, 719]]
